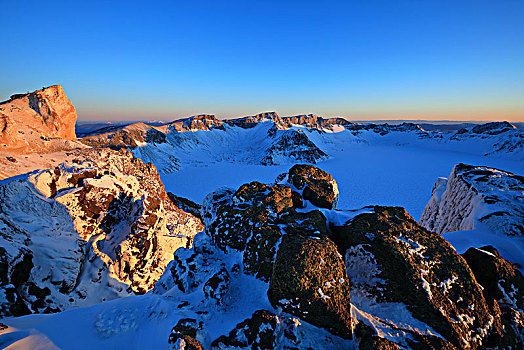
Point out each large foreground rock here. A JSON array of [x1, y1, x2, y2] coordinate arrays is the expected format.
[[0, 148, 203, 317], [0, 85, 77, 152], [268, 233, 353, 339], [201, 181, 327, 282], [462, 246, 524, 345], [332, 206, 513, 349]]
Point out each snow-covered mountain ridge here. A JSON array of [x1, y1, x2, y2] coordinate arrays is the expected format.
[[79, 113, 524, 175]]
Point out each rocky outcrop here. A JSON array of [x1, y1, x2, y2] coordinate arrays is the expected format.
[[169, 318, 204, 350], [285, 163, 339, 209], [462, 246, 524, 345], [155, 164, 524, 348], [201, 181, 328, 282], [154, 165, 355, 345], [420, 163, 524, 237], [282, 114, 352, 130], [168, 115, 224, 132], [210, 309, 352, 349], [4, 159, 517, 348], [0, 85, 77, 152], [455, 121, 517, 136], [261, 128, 328, 165], [332, 206, 510, 349], [0, 148, 203, 317], [225, 112, 284, 129], [211, 310, 278, 349]]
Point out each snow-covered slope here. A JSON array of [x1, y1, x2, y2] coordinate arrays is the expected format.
[[130, 121, 329, 173], [0, 148, 203, 318]]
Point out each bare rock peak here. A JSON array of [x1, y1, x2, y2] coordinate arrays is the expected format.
[[0, 85, 77, 152]]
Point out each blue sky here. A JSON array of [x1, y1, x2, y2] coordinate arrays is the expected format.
[[1, 0, 523, 121]]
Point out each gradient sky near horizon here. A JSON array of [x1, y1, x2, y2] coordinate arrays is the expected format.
[[1, 0, 523, 122]]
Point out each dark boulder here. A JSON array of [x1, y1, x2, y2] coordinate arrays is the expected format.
[[462, 246, 523, 311], [331, 206, 506, 349], [267, 233, 352, 339], [462, 246, 524, 346], [203, 266, 230, 305], [286, 164, 339, 209], [205, 182, 294, 252]]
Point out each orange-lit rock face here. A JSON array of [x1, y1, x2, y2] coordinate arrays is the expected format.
[[0, 85, 77, 152]]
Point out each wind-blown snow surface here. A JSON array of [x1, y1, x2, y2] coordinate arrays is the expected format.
[[160, 127, 523, 220]]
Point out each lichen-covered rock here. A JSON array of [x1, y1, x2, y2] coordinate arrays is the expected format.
[[169, 333, 203, 350], [204, 181, 294, 251], [242, 226, 282, 281], [169, 318, 204, 350], [0, 148, 203, 316], [267, 233, 353, 339], [462, 246, 524, 345], [286, 164, 339, 209], [201, 181, 328, 282], [332, 206, 506, 349], [462, 246, 523, 312]]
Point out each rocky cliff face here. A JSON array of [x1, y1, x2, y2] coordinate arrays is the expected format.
[[168, 115, 224, 132], [81, 122, 167, 149], [420, 163, 524, 237], [282, 114, 352, 130], [0, 148, 203, 317], [225, 112, 285, 129], [0, 85, 77, 152]]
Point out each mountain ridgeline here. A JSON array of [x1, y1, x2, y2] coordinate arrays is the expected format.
[[77, 112, 524, 174]]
